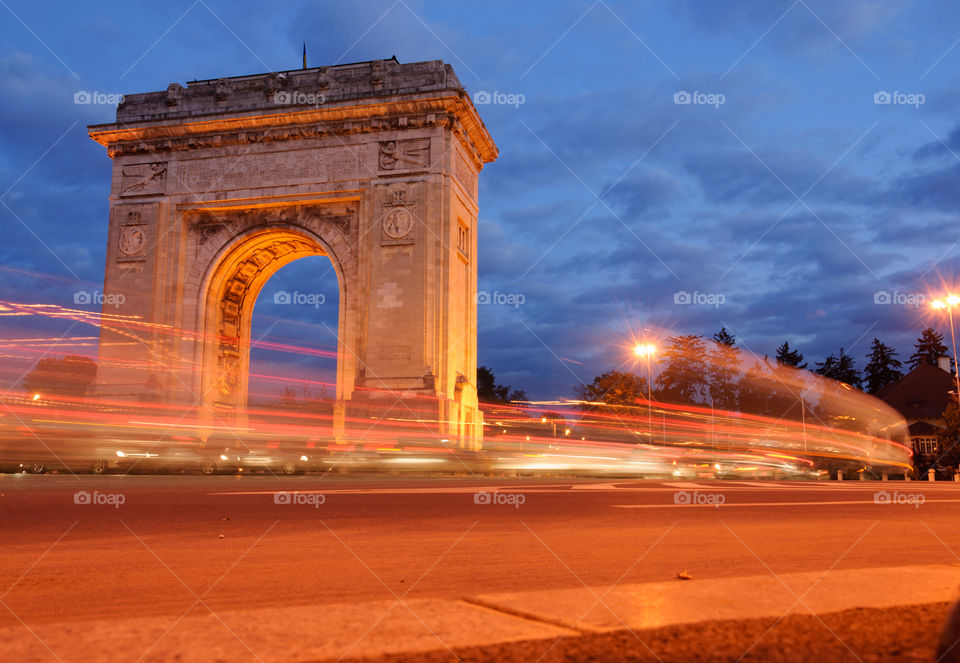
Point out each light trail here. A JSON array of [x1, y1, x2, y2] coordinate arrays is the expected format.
[[0, 298, 913, 477]]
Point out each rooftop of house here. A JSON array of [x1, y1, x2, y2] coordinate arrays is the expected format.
[[877, 362, 955, 421]]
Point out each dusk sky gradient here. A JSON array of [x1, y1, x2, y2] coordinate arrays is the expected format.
[[1, 0, 959, 400]]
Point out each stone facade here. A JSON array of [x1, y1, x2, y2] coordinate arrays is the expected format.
[[88, 58, 497, 448]]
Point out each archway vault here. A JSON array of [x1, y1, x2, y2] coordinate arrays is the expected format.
[[89, 58, 497, 449], [201, 225, 337, 413], [188, 203, 360, 425]]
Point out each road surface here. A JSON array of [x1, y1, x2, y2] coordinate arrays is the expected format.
[[1, 474, 959, 661]]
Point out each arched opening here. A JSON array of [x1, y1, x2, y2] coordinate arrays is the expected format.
[[247, 255, 340, 430], [199, 224, 347, 421]]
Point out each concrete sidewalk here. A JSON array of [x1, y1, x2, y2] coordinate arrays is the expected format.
[[469, 564, 960, 633], [3, 564, 959, 662]]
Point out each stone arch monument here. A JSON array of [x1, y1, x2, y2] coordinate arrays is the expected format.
[[87, 59, 497, 448]]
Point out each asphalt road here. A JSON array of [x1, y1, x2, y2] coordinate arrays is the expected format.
[[2, 474, 959, 634]]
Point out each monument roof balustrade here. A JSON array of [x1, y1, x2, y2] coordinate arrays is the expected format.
[[87, 58, 497, 165]]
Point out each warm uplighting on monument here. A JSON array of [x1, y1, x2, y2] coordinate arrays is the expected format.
[[85, 58, 498, 450]]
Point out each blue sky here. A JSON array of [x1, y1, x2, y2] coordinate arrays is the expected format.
[[1, 0, 959, 400]]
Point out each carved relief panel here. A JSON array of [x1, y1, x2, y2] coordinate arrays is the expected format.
[[114, 205, 152, 263], [120, 161, 167, 196], [380, 182, 417, 246], [378, 138, 430, 172]]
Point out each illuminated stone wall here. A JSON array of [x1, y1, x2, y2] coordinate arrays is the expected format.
[[88, 59, 497, 448]]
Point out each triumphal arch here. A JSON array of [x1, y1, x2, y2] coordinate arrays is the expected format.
[[88, 59, 497, 448]]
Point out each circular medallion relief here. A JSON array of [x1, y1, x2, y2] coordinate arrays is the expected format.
[[119, 226, 146, 256], [383, 207, 414, 240]]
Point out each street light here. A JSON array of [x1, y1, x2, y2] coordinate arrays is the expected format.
[[633, 344, 656, 441], [540, 415, 557, 437], [931, 296, 960, 409]]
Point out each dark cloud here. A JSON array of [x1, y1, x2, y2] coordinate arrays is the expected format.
[[1, 0, 957, 400], [675, 0, 906, 58], [891, 162, 960, 211], [912, 124, 960, 161]]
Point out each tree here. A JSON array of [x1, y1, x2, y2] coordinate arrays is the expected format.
[[477, 366, 501, 401], [709, 327, 741, 412], [863, 338, 903, 394], [714, 327, 736, 347], [574, 370, 649, 408], [767, 359, 814, 421], [815, 347, 861, 388], [775, 341, 807, 369], [738, 356, 811, 420], [935, 401, 960, 475], [22, 355, 97, 397], [908, 327, 950, 371], [507, 388, 528, 402], [477, 366, 526, 403], [656, 335, 708, 404]]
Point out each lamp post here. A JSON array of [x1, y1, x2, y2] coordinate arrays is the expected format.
[[634, 344, 656, 442], [540, 415, 557, 438], [932, 296, 960, 409]]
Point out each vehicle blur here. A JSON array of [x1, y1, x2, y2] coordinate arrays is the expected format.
[[0, 341, 914, 478], [0, 298, 917, 478]]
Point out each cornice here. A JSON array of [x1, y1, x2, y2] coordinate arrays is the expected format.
[[89, 92, 498, 169]]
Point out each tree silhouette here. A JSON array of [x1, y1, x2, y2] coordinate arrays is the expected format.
[[737, 356, 810, 419], [908, 327, 950, 370], [477, 365, 526, 403], [863, 338, 903, 394], [656, 335, 708, 405], [709, 327, 741, 411], [574, 370, 649, 408], [935, 401, 960, 476], [815, 347, 861, 388], [714, 327, 736, 347], [775, 341, 807, 369]]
